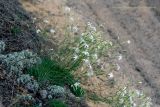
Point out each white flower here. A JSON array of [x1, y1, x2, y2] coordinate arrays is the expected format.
[[127, 40, 131, 44], [90, 35, 94, 40], [36, 29, 41, 33], [87, 22, 92, 27], [88, 64, 92, 69], [101, 64, 105, 70], [49, 49, 54, 51], [73, 55, 78, 60], [87, 22, 96, 31], [82, 51, 89, 56], [71, 82, 80, 90], [50, 29, 55, 34], [80, 37, 85, 43], [83, 43, 89, 49], [92, 54, 98, 59], [88, 33, 94, 42], [82, 59, 94, 76], [43, 20, 49, 24], [135, 90, 141, 96], [133, 103, 137, 107], [83, 59, 92, 68], [83, 59, 90, 65], [99, 24, 104, 28], [123, 90, 127, 96], [72, 26, 78, 33], [81, 33, 85, 36], [33, 17, 37, 20], [91, 26, 96, 31], [65, 7, 71, 13], [108, 72, 114, 78], [138, 81, 142, 84], [123, 87, 127, 91], [118, 55, 123, 60], [70, 17, 74, 22], [116, 64, 120, 70], [109, 41, 113, 46], [97, 46, 101, 49], [73, 82, 80, 87]]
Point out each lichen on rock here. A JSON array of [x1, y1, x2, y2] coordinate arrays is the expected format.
[[0, 47, 41, 75], [47, 85, 65, 99], [17, 74, 39, 92]]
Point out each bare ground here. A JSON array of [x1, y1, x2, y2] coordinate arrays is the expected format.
[[66, 0, 160, 106]]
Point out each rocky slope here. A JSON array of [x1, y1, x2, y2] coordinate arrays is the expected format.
[[1, 0, 160, 106]]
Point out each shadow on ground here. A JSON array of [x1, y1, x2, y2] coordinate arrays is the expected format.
[[0, 0, 41, 106], [0, 0, 41, 53]]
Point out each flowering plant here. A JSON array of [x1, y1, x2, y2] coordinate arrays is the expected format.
[[110, 87, 152, 107], [57, 22, 113, 76]]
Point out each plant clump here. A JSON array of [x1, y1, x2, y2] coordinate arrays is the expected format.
[[0, 49, 41, 76], [28, 58, 75, 86], [70, 82, 85, 97], [46, 85, 65, 99], [58, 22, 113, 76], [17, 74, 39, 92], [110, 87, 152, 107]]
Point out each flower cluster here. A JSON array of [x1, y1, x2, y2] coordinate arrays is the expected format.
[[70, 22, 113, 76], [111, 87, 152, 107]]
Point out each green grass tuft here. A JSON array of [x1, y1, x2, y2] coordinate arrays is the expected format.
[[70, 85, 85, 97], [47, 99, 68, 107], [28, 58, 75, 87]]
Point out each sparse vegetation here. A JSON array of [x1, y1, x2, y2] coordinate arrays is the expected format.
[[70, 83, 85, 97], [57, 23, 113, 75], [110, 87, 152, 107], [0, 0, 154, 107], [0, 21, 152, 107]]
